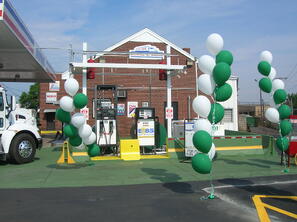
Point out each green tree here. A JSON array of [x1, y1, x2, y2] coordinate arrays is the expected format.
[[19, 83, 40, 111]]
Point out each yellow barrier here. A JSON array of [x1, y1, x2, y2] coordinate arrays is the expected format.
[[120, 139, 140, 161], [57, 141, 76, 164]]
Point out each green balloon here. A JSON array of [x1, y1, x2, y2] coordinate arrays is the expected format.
[[216, 50, 233, 65], [276, 136, 289, 151], [55, 108, 71, 123], [73, 93, 88, 109], [214, 83, 232, 102], [208, 103, 225, 124], [69, 136, 82, 147], [63, 124, 78, 138], [212, 62, 231, 86], [87, 143, 101, 157], [278, 105, 292, 119], [258, 61, 271, 76], [192, 153, 212, 174], [259, 77, 272, 93], [273, 89, 287, 104], [280, 120, 292, 137], [192, 130, 212, 153]]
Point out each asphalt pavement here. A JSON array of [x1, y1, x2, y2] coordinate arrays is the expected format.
[[0, 174, 296, 222]]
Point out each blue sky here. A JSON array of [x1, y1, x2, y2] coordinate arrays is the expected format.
[[4, 0, 297, 103]]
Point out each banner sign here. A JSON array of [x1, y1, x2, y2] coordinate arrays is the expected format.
[[45, 92, 57, 103], [117, 104, 125, 116], [49, 81, 60, 91], [127, 102, 138, 118], [129, 45, 164, 60]]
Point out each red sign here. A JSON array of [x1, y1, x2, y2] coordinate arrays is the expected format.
[[165, 107, 173, 119]]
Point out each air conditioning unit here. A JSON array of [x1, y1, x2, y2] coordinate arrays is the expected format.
[[117, 90, 127, 98]]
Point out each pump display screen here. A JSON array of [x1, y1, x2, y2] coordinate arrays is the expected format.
[[139, 109, 153, 119]]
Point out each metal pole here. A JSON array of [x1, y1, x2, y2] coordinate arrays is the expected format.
[[149, 71, 152, 107], [82, 42, 87, 96], [187, 96, 191, 119], [166, 45, 172, 138], [195, 59, 198, 97]]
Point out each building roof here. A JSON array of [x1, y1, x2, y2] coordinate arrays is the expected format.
[[94, 28, 196, 61]]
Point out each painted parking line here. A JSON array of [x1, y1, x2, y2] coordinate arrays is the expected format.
[[252, 195, 297, 222]]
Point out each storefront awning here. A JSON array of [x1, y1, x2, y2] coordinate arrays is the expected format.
[[0, 0, 55, 82]]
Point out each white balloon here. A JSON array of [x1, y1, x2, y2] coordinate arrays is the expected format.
[[64, 78, 79, 96], [208, 143, 216, 160], [265, 107, 279, 123], [83, 132, 97, 145], [206, 33, 224, 55], [272, 79, 285, 92], [198, 74, 216, 95], [194, 119, 212, 135], [71, 113, 86, 128], [192, 96, 211, 118], [260, 50, 273, 64], [79, 124, 92, 139], [198, 55, 215, 74], [268, 67, 276, 80], [59, 96, 75, 112]]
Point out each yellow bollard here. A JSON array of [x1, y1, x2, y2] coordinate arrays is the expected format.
[[57, 141, 76, 164]]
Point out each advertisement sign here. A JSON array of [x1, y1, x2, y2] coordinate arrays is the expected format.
[[129, 45, 164, 60], [127, 102, 138, 118], [117, 104, 125, 116], [80, 108, 89, 120], [49, 81, 60, 91], [46, 92, 57, 104], [137, 120, 155, 146]]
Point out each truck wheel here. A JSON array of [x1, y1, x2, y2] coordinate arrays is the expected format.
[[9, 133, 37, 164]]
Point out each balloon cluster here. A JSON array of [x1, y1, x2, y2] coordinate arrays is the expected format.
[[191, 33, 233, 174], [55, 77, 100, 157], [257, 51, 292, 152]]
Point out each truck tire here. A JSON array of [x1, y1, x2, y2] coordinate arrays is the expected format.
[[9, 133, 37, 164]]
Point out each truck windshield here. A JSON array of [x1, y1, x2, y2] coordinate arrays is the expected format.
[[0, 92, 4, 111]]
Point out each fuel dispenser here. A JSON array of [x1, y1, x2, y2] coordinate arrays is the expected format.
[[94, 85, 118, 153], [135, 108, 156, 152]]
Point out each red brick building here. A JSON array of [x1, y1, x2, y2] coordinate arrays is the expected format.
[[39, 28, 201, 136]]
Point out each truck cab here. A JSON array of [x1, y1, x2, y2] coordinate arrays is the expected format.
[[0, 86, 42, 164]]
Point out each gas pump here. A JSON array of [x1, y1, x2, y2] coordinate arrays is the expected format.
[[135, 108, 156, 152], [94, 85, 118, 153]]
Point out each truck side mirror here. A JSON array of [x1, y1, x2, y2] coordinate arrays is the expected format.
[[11, 96, 16, 111]]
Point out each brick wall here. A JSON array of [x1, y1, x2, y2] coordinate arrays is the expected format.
[[39, 41, 202, 136]]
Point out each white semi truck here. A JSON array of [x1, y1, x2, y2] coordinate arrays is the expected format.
[[0, 86, 42, 164]]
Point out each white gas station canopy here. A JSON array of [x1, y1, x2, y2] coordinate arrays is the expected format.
[[0, 0, 54, 82]]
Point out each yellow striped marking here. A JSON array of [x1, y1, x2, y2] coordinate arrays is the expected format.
[[216, 145, 262, 151], [91, 156, 121, 161], [252, 195, 297, 222], [167, 148, 184, 152], [141, 155, 169, 159], [41, 130, 62, 134], [72, 152, 88, 156]]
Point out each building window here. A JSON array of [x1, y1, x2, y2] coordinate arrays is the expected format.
[[0, 118, 3, 128], [223, 109, 233, 123]]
